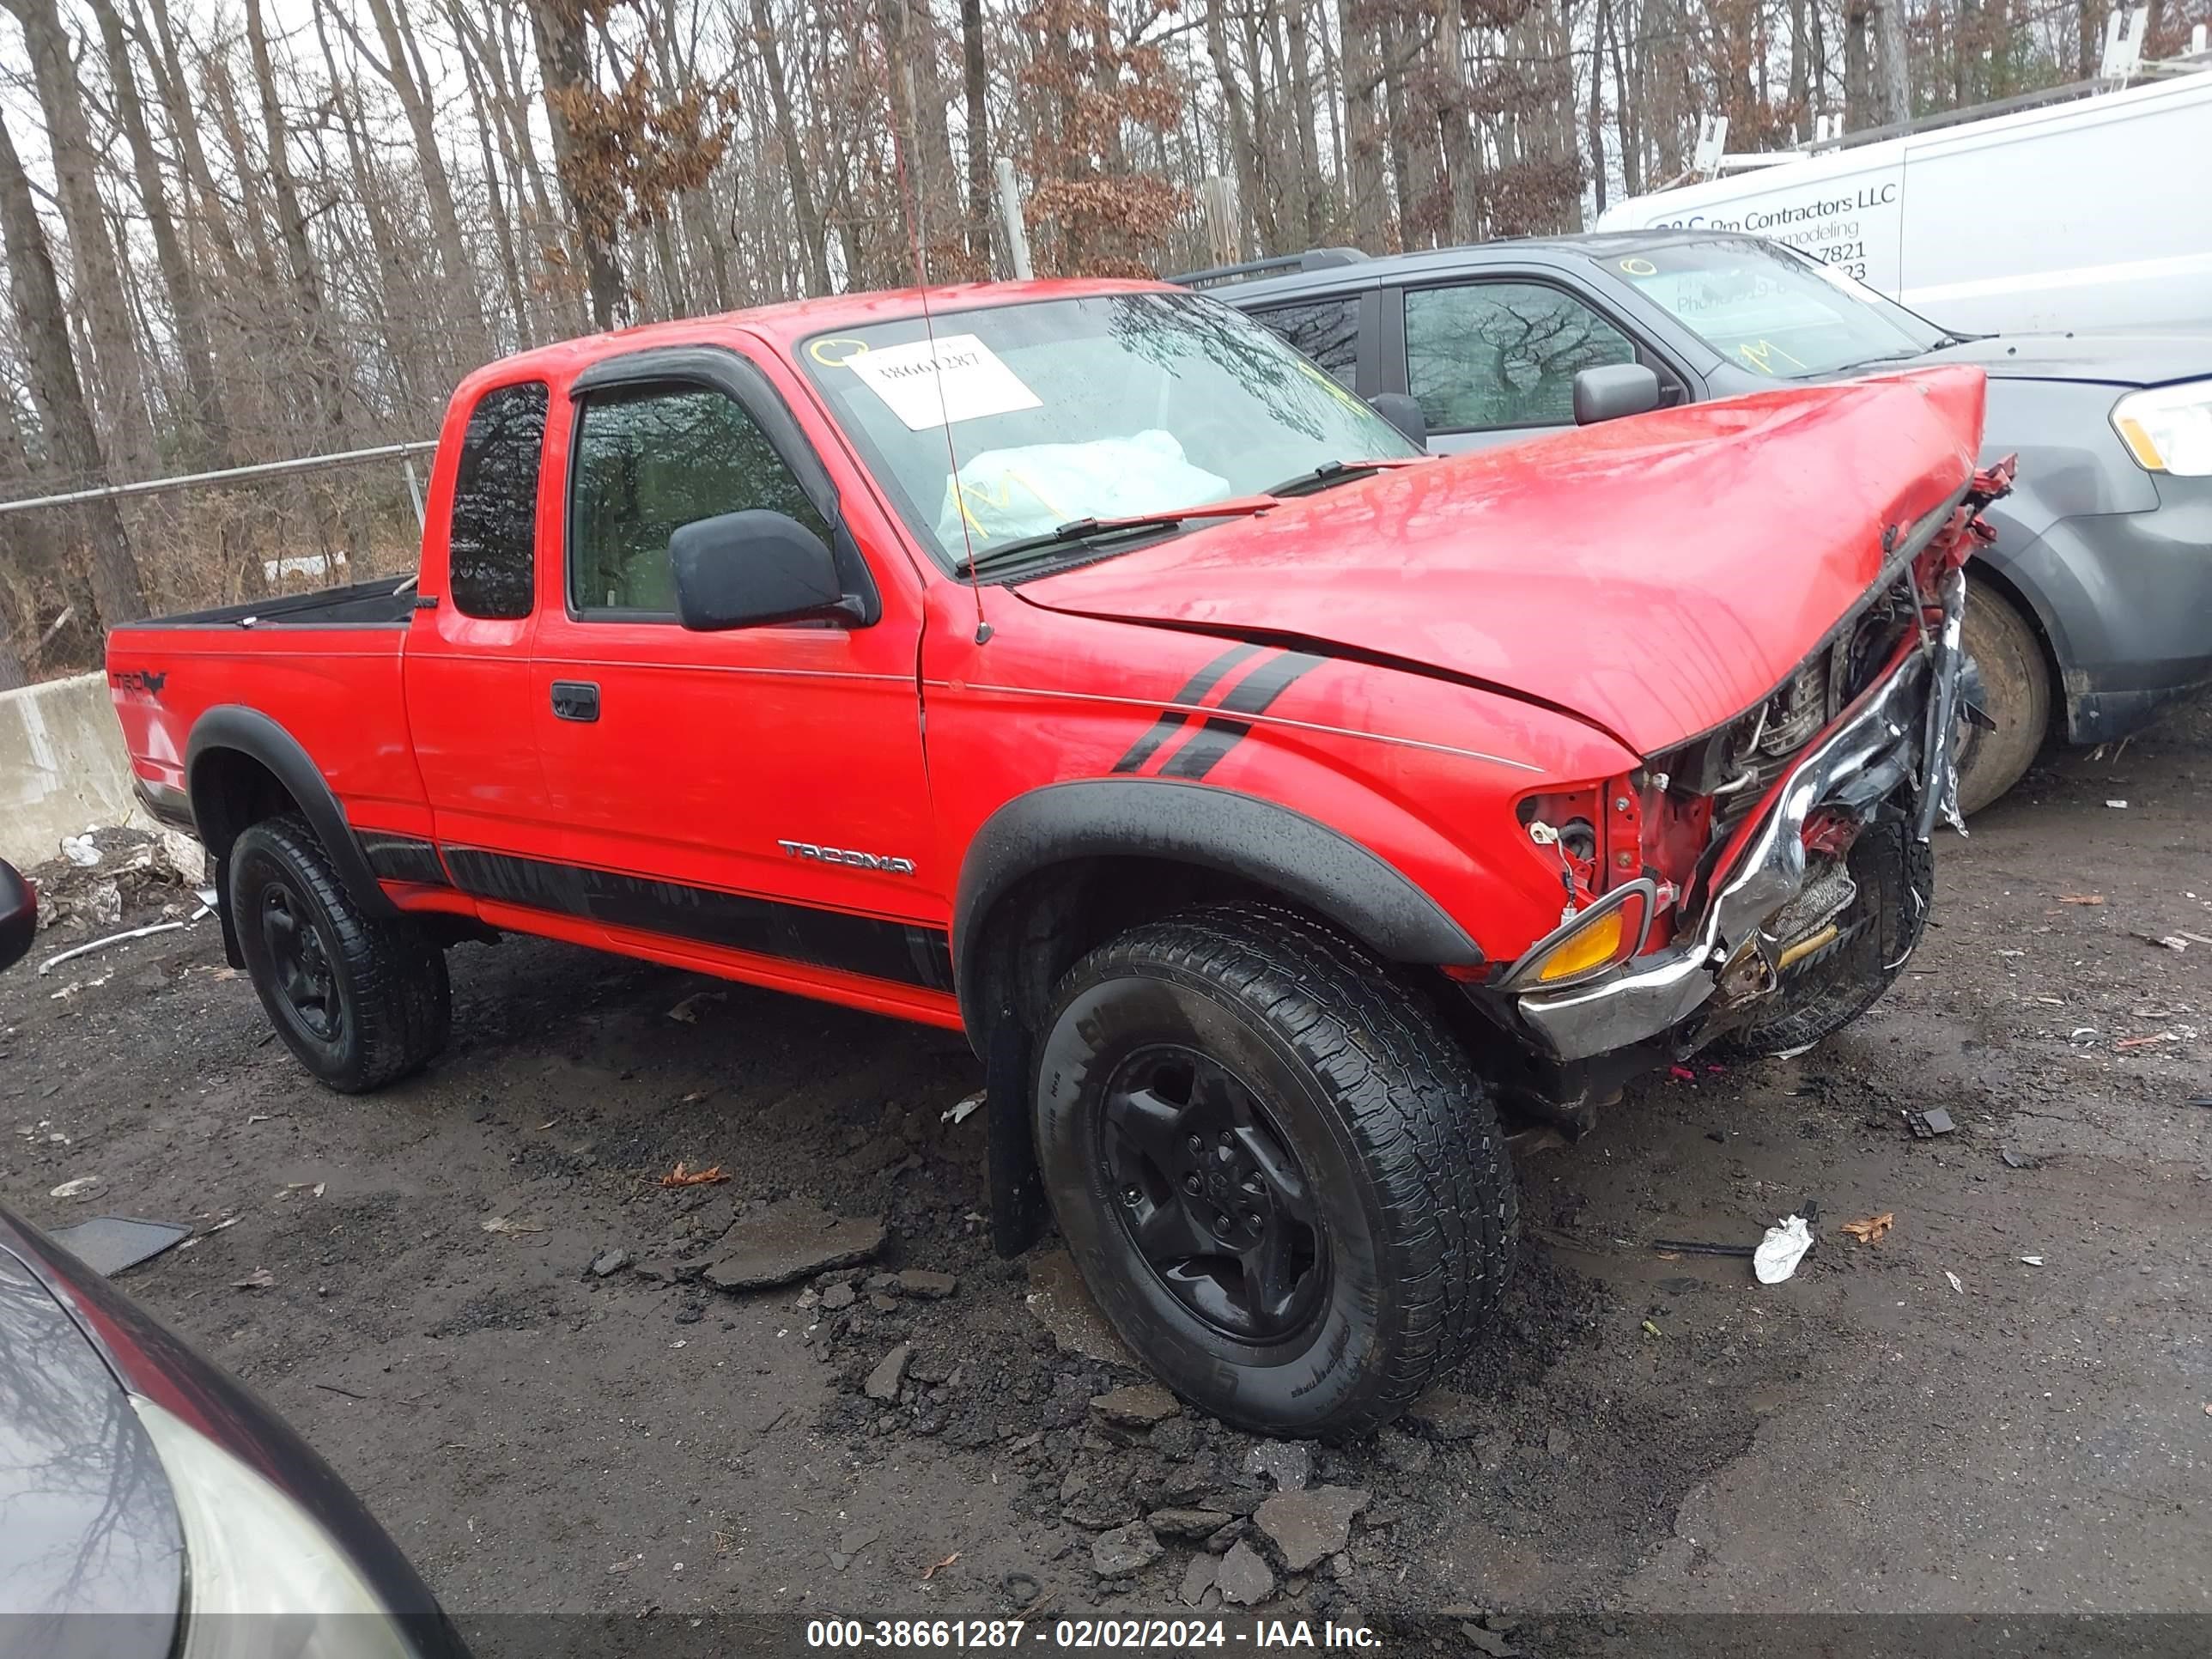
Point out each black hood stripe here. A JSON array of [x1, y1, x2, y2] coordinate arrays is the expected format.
[[1109, 643, 1265, 774]]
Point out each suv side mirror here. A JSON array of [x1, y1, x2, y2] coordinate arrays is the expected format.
[[1369, 392, 1428, 449], [671, 510, 860, 631], [1572, 364, 1662, 426], [0, 861, 34, 974]]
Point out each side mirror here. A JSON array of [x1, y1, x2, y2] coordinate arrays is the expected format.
[[1572, 363, 1662, 426], [0, 861, 34, 975], [671, 510, 857, 632], [1369, 392, 1429, 449]]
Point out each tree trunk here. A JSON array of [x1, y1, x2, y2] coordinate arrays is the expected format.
[[1284, 1, 1327, 242], [1588, 0, 1609, 218], [5, 0, 160, 482], [357, 0, 492, 358], [245, 0, 355, 575], [1432, 0, 1480, 242], [0, 116, 145, 626], [87, 0, 232, 470], [961, 0, 992, 264], [529, 0, 628, 328], [1204, 0, 1266, 258], [749, 0, 833, 295], [1873, 0, 1911, 124], [1788, 0, 1809, 119], [458, 30, 534, 349], [1844, 0, 1872, 129]]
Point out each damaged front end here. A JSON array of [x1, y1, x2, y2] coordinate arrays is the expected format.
[[1478, 459, 2014, 1119]]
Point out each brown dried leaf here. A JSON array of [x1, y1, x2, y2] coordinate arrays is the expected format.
[[659, 1161, 729, 1188], [1841, 1212, 1895, 1244]]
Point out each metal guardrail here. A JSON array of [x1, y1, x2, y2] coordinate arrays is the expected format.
[[0, 439, 438, 520]]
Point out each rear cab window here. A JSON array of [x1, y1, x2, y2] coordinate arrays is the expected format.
[[568, 383, 831, 617], [447, 381, 548, 619]]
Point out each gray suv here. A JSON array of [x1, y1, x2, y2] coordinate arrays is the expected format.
[[1194, 232, 2212, 812]]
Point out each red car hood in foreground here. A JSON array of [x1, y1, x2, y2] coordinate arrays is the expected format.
[[1019, 368, 1987, 755]]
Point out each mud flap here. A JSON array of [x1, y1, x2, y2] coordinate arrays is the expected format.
[[212, 854, 246, 969], [987, 1010, 1049, 1257]]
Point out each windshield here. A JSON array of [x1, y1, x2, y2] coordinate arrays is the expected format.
[[1607, 239, 1947, 378], [798, 291, 1419, 568]]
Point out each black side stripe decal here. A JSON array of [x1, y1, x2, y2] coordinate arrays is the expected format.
[[1110, 643, 1264, 774], [1156, 652, 1327, 780]]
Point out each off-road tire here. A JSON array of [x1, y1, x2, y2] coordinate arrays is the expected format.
[[229, 814, 450, 1092], [1033, 902, 1515, 1438], [1720, 820, 1932, 1060], [1955, 581, 2049, 816]]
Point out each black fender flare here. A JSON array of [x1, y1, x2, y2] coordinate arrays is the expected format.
[[951, 776, 1483, 1029], [185, 705, 397, 919]]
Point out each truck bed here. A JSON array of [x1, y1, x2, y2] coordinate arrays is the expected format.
[[127, 575, 416, 630]]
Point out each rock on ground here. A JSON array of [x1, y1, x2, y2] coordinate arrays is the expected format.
[[1023, 1250, 1138, 1366], [1242, 1439, 1314, 1491], [1091, 1382, 1180, 1428], [1254, 1486, 1369, 1573], [1179, 1553, 1216, 1606], [700, 1199, 885, 1291], [864, 1343, 911, 1402], [1214, 1540, 1275, 1606], [1090, 1521, 1164, 1578], [1147, 1507, 1231, 1540], [892, 1269, 958, 1298]]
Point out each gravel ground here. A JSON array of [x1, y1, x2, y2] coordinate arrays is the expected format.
[[5, 699, 2209, 1656]]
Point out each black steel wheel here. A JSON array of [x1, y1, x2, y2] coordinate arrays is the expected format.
[[1035, 902, 1515, 1438], [229, 815, 450, 1092], [1097, 1046, 1329, 1345]]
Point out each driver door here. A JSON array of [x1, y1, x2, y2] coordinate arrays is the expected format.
[[527, 344, 943, 981]]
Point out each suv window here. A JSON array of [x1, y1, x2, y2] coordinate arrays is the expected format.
[[569, 384, 830, 615], [1249, 297, 1360, 389], [447, 381, 547, 619], [1404, 283, 1638, 432]]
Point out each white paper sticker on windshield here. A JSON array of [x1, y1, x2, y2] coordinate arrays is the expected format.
[[841, 333, 1042, 431]]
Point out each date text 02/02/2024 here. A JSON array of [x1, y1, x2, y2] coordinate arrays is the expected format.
[[804, 1617, 1386, 1649]]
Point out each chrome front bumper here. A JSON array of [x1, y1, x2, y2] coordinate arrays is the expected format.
[[1515, 573, 1963, 1063]]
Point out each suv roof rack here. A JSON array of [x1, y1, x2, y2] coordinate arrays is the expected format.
[[1168, 247, 1370, 289]]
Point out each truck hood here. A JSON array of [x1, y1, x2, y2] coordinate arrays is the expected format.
[[1018, 368, 1986, 756], [1903, 330, 2212, 388]]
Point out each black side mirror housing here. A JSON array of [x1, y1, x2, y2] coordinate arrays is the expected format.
[[0, 860, 35, 975], [671, 510, 860, 632], [1572, 363, 1662, 426], [1369, 392, 1429, 449]]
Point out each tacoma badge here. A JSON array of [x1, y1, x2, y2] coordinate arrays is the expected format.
[[777, 840, 916, 875]]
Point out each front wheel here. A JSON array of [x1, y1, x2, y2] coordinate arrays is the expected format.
[[1719, 819, 1932, 1060], [229, 815, 450, 1092], [1034, 904, 1515, 1438], [1954, 581, 2050, 816]]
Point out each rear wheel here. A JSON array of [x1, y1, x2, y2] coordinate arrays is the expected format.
[[1033, 903, 1514, 1437], [230, 815, 450, 1092], [1954, 581, 2049, 815]]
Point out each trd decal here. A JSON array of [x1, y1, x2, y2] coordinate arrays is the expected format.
[[779, 840, 917, 876], [1114, 647, 1326, 781], [109, 668, 167, 697]]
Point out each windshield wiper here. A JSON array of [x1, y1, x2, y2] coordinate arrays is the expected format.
[[956, 501, 1271, 577], [1831, 349, 1929, 373], [1261, 457, 1428, 498]]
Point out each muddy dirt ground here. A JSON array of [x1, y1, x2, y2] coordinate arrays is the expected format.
[[6, 702, 2209, 1656]]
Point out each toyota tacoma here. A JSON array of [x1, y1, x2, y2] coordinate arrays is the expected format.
[[106, 279, 2005, 1437]]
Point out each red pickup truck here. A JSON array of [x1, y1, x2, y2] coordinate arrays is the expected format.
[[108, 278, 2002, 1436]]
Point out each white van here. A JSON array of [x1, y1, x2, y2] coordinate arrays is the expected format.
[[1595, 70, 2212, 336]]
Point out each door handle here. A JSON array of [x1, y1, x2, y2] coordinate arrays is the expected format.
[[551, 680, 600, 722]]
